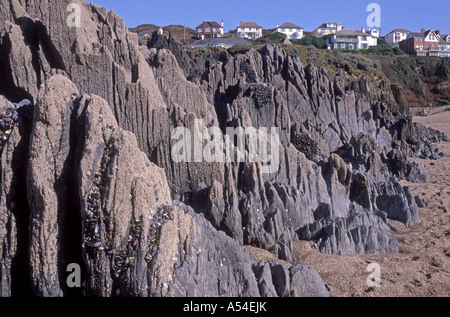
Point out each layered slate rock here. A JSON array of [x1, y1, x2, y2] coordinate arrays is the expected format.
[[0, 0, 448, 296], [0, 0, 166, 155], [150, 202, 331, 297], [146, 37, 439, 256], [0, 95, 34, 296], [0, 74, 330, 297]]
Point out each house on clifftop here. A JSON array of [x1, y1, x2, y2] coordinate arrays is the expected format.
[[312, 22, 343, 37], [399, 29, 445, 57], [236, 22, 263, 39], [196, 21, 224, 38], [327, 27, 378, 50], [385, 28, 412, 46], [191, 38, 252, 49], [276, 22, 304, 40]]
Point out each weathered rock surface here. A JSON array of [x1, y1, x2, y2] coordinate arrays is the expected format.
[[0, 0, 448, 297], [0, 74, 330, 297], [147, 35, 442, 257]]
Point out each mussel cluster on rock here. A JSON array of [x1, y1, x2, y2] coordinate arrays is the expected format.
[[84, 138, 115, 255], [144, 205, 173, 263], [250, 84, 272, 108], [111, 218, 143, 277], [292, 132, 320, 161], [240, 57, 257, 83], [112, 248, 133, 278], [0, 104, 20, 151]]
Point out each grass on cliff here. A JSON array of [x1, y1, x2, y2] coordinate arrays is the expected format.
[[251, 32, 287, 45], [188, 40, 450, 107], [229, 44, 386, 80]]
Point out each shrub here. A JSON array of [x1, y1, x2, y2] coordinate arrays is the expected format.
[[291, 34, 333, 49], [252, 32, 286, 45], [334, 38, 406, 56]]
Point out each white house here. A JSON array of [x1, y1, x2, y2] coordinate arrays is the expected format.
[[369, 28, 380, 38], [328, 27, 378, 50], [385, 28, 412, 46], [438, 33, 450, 57], [312, 22, 343, 37], [236, 22, 263, 39], [191, 38, 252, 49], [276, 22, 304, 40]]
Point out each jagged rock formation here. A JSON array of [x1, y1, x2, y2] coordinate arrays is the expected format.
[[146, 36, 443, 258], [0, 0, 447, 297], [0, 74, 331, 297]]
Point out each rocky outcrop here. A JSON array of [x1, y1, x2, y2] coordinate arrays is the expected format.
[[151, 202, 331, 297], [0, 0, 166, 156], [0, 75, 331, 297], [146, 36, 441, 257], [0, 0, 448, 297]]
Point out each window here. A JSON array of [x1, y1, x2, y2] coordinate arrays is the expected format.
[[363, 36, 367, 41], [205, 28, 211, 33], [363, 44, 368, 49]]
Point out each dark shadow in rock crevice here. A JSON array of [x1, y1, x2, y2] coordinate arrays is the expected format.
[[0, 32, 34, 104], [8, 103, 34, 296], [55, 98, 87, 297]]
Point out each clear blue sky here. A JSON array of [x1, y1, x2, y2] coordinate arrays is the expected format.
[[89, 0, 449, 35]]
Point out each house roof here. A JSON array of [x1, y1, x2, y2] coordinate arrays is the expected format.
[[138, 31, 153, 37], [406, 29, 438, 39], [239, 22, 263, 29], [386, 28, 412, 35], [440, 34, 450, 44], [191, 38, 252, 48], [317, 23, 340, 29], [335, 29, 373, 37], [311, 23, 341, 36], [424, 29, 436, 38], [196, 21, 222, 29], [407, 32, 425, 38], [278, 22, 303, 29]]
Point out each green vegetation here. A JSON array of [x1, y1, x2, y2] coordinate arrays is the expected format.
[[214, 37, 449, 107], [130, 24, 197, 44], [228, 44, 260, 56], [291, 34, 333, 49], [251, 32, 287, 45], [385, 58, 423, 95], [339, 38, 406, 56]]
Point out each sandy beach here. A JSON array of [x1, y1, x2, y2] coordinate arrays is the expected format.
[[247, 110, 450, 297]]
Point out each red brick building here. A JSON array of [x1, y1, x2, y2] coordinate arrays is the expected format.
[[399, 29, 440, 56], [196, 21, 224, 38]]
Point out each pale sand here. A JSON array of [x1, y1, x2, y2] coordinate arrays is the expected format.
[[246, 110, 450, 297]]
